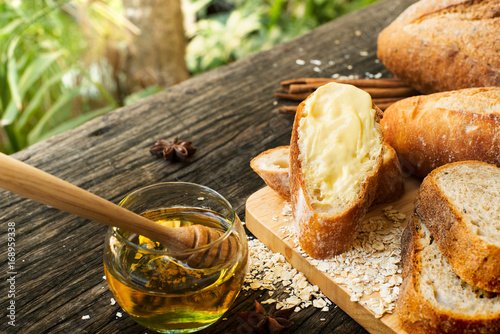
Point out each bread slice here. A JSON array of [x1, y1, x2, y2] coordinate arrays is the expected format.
[[414, 161, 500, 293], [381, 87, 500, 178], [250, 146, 290, 200], [371, 142, 405, 205], [251, 143, 404, 205], [377, 0, 500, 94], [289, 82, 384, 259], [396, 213, 500, 334]]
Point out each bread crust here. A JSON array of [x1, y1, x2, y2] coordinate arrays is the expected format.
[[381, 87, 500, 178], [371, 143, 405, 205], [250, 146, 291, 200], [251, 143, 404, 205], [289, 96, 383, 259], [377, 0, 500, 94], [396, 214, 500, 333], [415, 161, 500, 292]]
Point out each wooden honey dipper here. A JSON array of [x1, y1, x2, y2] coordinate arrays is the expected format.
[[0, 153, 239, 268]]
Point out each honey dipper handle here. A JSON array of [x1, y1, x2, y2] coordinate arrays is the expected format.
[[0, 153, 192, 250]]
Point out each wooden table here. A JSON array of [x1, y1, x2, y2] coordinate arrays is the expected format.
[[0, 0, 418, 333]]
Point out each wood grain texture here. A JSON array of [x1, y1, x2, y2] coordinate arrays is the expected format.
[[246, 175, 422, 334], [0, 0, 418, 333]]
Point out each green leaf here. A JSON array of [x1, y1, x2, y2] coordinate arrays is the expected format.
[[18, 51, 62, 95], [2, 51, 62, 126], [0, 18, 23, 37], [27, 87, 80, 145], [5, 57, 21, 121], [268, 0, 285, 27], [15, 71, 66, 131], [34, 105, 114, 143]]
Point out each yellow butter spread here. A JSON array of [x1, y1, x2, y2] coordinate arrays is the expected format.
[[298, 82, 380, 204]]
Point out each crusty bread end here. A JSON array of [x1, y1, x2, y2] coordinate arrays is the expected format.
[[250, 146, 291, 200], [415, 161, 500, 293], [396, 213, 500, 334]]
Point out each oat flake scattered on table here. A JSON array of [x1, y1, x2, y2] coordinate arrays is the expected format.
[[245, 203, 407, 318], [243, 236, 333, 312]]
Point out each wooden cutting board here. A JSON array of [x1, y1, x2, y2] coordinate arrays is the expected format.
[[245, 176, 422, 334]]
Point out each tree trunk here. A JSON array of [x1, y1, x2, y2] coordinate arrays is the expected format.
[[122, 0, 190, 94]]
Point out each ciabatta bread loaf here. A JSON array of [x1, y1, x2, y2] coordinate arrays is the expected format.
[[396, 214, 500, 334], [381, 87, 500, 178], [289, 82, 384, 259], [415, 161, 500, 293], [377, 0, 500, 94], [251, 143, 404, 205], [250, 146, 290, 200]]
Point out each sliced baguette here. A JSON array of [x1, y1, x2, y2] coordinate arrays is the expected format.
[[414, 161, 500, 293], [381, 87, 500, 178], [371, 142, 405, 205], [396, 213, 500, 334], [250, 146, 291, 200], [250, 143, 404, 205], [289, 82, 384, 259]]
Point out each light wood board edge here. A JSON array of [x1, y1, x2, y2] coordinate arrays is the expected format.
[[245, 176, 422, 334]]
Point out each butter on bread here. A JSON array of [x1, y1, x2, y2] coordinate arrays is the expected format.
[[290, 82, 384, 259], [396, 214, 500, 334], [415, 161, 500, 293], [251, 143, 403, 205], [381, 87, 500, 178], [377, 0, 500, 94]]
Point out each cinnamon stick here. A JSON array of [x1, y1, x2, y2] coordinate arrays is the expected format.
[[276, 79, 420, 101], [274, 92, 310, 101], [275, 77, 422, 114], [280, 77, 408, 93], [362, 87, 419, 99]]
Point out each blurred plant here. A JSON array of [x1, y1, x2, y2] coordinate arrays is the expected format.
[[1, 0, 379, 154], [184, 0, 379, 75], [0, 0, 134, 154]]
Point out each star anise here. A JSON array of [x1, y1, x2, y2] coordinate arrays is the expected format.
[[233, 301, 294, 334], [149, 137, 196, 162]]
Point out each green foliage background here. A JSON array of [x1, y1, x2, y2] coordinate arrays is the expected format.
[[0, 0, 378, 154]]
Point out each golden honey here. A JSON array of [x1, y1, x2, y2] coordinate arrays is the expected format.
[[104, 207, 248, 333]]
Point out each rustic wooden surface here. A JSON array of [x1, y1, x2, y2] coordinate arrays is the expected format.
[[0, 0, 418, 333]]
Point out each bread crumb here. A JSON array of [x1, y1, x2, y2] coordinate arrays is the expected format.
[[82, 315, 90, 320]]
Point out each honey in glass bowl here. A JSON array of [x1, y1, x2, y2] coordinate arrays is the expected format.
[[103, 183, 248, 333]]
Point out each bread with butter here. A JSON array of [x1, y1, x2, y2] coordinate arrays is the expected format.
[[289, 82, 384, 259], [251, 143, 404, 205]]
